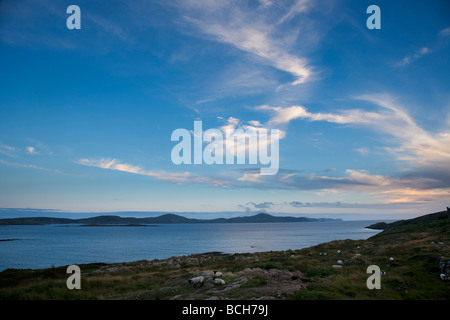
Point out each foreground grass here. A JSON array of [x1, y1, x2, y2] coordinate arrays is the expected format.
[[1, 213, 449, 300]]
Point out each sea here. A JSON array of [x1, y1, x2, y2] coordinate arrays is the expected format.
[[0, 220, 383, 271]]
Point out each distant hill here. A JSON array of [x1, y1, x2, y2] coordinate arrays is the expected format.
[[0, 212, 340, 225], [366, 210, 449, 230]]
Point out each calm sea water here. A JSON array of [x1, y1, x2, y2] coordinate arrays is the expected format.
[[0, 221, 381, 271]]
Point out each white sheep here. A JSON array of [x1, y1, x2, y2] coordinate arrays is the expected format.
[[389, 257, 394, 262], [188, 276, 204, 287], [213, 278, 225, 285], [213, 270, 223, 278], [337, 260, 343, 265]]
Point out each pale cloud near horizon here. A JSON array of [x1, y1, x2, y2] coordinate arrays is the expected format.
[[228, 168, 449, 208]]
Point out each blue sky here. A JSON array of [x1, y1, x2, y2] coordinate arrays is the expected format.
[[0, 0, 449, 219]]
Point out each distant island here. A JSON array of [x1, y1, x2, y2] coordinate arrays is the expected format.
[[0, 212, 340, 226]]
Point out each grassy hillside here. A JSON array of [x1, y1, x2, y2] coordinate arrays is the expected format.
[[366, 210, 449, 230], [0, 211, 449, 300]]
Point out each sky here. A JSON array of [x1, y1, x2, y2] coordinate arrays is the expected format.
[[0, 0, 449, 220]]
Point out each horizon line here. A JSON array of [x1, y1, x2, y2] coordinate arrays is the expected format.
[[0, 207, 419, 221]]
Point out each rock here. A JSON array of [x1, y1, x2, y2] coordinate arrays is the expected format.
[[167, 259, 181, 268]]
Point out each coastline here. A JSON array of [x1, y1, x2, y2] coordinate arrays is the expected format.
[[1, 211, 448, 300], [0, 220, 380, 272]]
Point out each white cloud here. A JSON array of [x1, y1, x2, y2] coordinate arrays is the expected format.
[[256, 104, 385, 126], [217, 115, 285, 162], [258, 0, 273, 8], [237, 171, 262, 183], [247, 120, 263, 127], [26, 146, 36, 154], [356, 147, 369, 156], [394, 46, 431, 67], [191, 20, 311, 85]]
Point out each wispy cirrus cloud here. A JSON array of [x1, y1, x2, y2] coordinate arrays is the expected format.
[[0, 159, 66, 175], [173, 0, 314, 86], [439, 27, 450, 37], [0, 142, 18, 157], [279, 0, 311, 24], [256, 94, 450, 168], [356, 147, 369, 156], [232, 94, 450, 204], [394, 46, 431, 67], [78, 158, 227, 187], [255, 104, 379, 126]]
